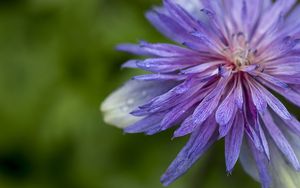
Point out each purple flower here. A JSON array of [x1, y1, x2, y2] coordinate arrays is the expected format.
[[101, 0, 300, 187]]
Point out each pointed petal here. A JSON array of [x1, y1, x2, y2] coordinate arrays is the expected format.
[[218, 114, 235, 139], [235, 75, 244, 109], [145, 10, 199, 44], [124, 113, 165, 135], [261, 111, 300, 171], [174, 113, 215, 138], [117, 42, 201, 58], [240, 140, 271, 188], [181, 61, 222, 74], [131, 78, 205, 116], [244, 123, 264, 152], [160, 119, 217, 186], [216, 84, 237, 126], [121, 60, 139, 69], [160, 90, 208, 131], [284, 117, 300, 137], [257, 79, 300, 108], [116, 44, 152, 56], [240, 125, 300, 188], [257, 0, 296, 35], [133, 74, 186, 81], [255, 82, 292, 120], [136, 57, 200, 73], [225, 111, 245, 172], [248, 81, 268, 113], [255, 72, 289, 89], [257, 119, 270, 159], [163, 0, 200, 31], [193, 77, 230, 125]]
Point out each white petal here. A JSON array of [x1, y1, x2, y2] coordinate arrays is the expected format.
[[101, 80, 174, 128]]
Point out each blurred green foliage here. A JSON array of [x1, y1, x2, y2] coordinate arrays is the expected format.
[[0, 0, 261, 188]]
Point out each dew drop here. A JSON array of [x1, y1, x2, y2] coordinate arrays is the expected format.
[[120, 106, 129, 112], [127, 99, 134, 105]]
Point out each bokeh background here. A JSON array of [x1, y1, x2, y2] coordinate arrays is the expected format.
[[0, 0, 277, 187]]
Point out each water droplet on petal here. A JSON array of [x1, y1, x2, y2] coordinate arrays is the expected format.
[[120, 106, 129, 112], [127, 99, 134, 105]]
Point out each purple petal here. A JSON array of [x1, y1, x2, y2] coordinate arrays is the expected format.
[[240, 126, 300, 188], [193, 77, 230, 125], [244, 123, 264, 152], [257, 79, 300, 108], [261, 110, 300, 171], [254, 81, 292, 120], [160, 87, 212, 131], [181, 61, 223, 74], [248, 81, 268, 113], [131, 78, 206, 116], [116, 44, 152, 56], [139, 42, 201, 57], [190, 31, 224, 53], [136, 57, 200, 73], [284, 117, 300, 137], [121, 60, 139, 69], [163, 0, 199, 31], [218, 115, 235, 139], [124, 113, 165, 134], [133, 74, 186, 81], [257, 119, 270, 160], [145, 10, 198, 44], [173, 115, 195, 138], [174, 113, 215, 138], [215, 85, 237, 126], [234, 75, 244, 109], [117, 42, 201, 58], [256, 72, 289, 89], [160, 119, 218, 186], [247, 140, 272, 188], [256, 0, 296, 37], [225, 111, 244, 172]]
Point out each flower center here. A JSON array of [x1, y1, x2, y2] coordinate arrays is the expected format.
[[226, 32, 257, 71], [233, 49, 253, 68]]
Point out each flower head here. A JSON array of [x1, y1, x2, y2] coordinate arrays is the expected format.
[[101, 0, 300, 187]]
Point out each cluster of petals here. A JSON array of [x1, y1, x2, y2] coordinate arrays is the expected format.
[[102, 0, 300, 187]]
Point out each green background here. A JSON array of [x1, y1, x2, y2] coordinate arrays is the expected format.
[[0, 0, 278, 187]]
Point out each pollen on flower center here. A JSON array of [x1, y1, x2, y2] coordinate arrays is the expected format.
[[233, 49, 253, 68], [226, 32, 257, 71]]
